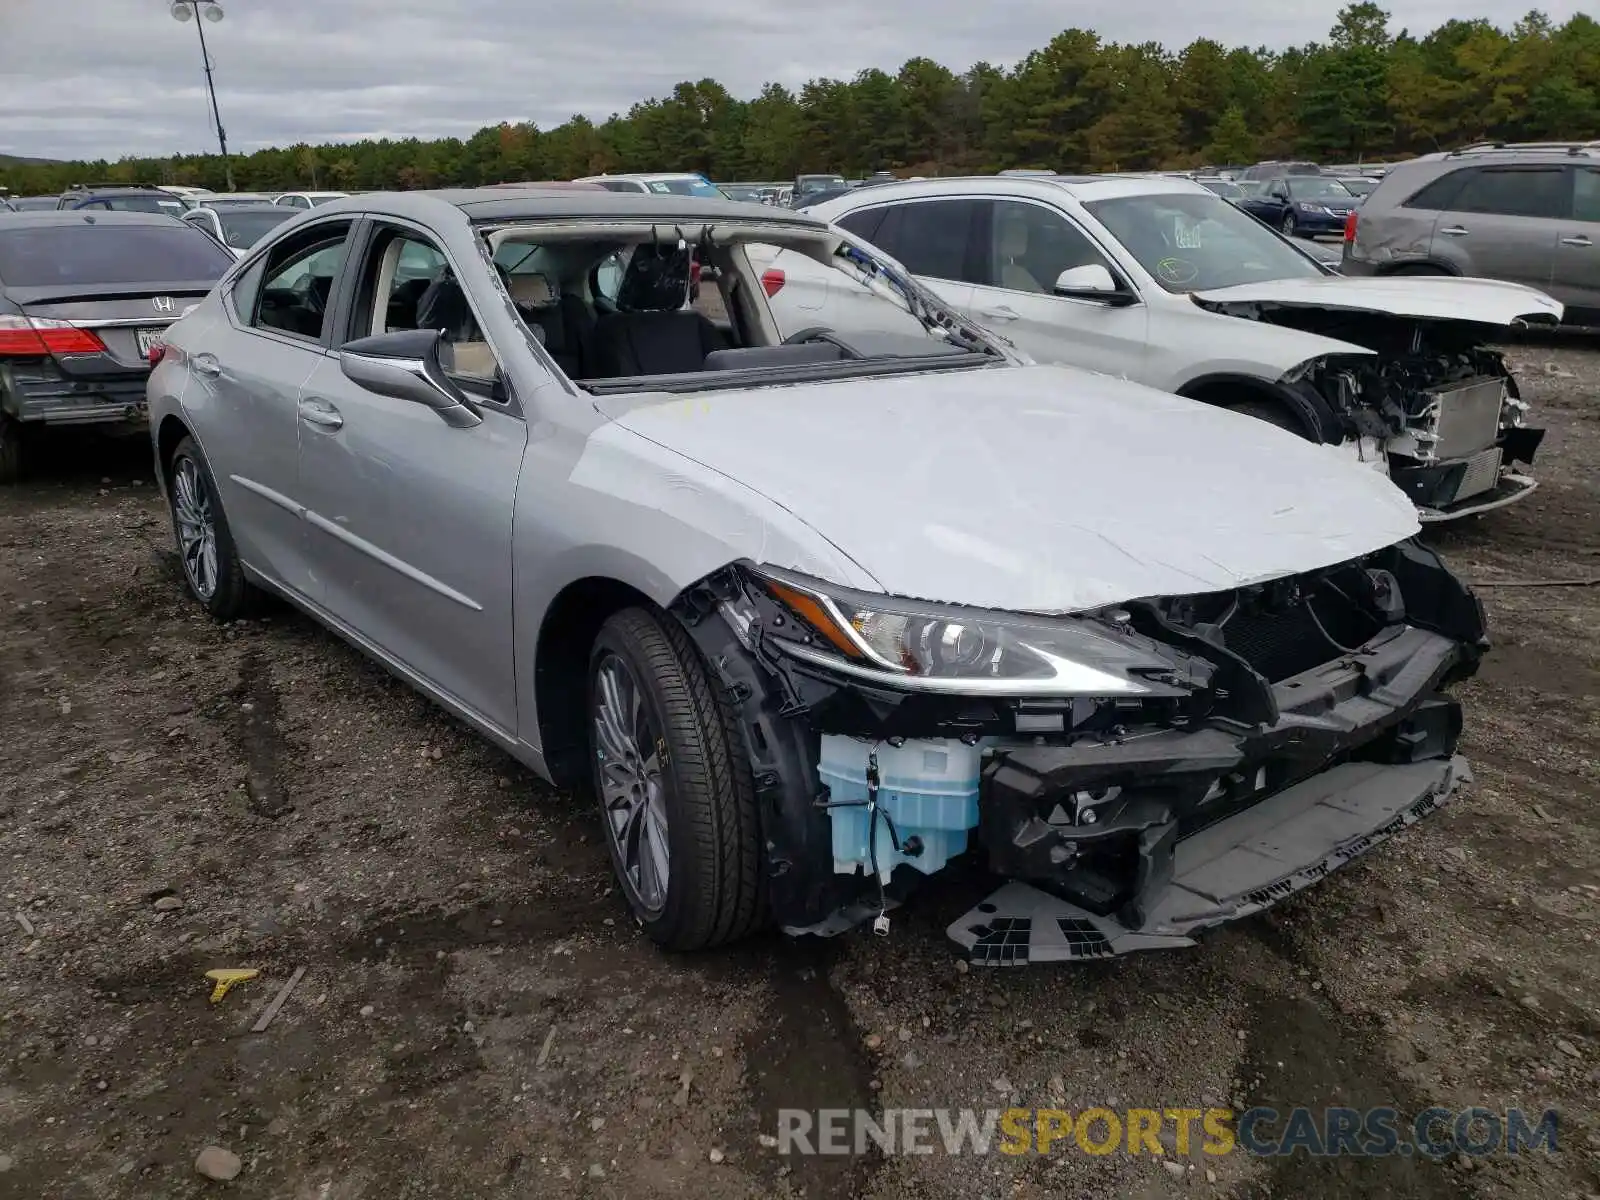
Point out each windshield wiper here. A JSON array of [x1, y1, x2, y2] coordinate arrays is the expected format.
[[831, 243, 1009, 358]]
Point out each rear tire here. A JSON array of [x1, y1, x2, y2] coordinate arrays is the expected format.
[[1229, 397, 1312, 440], [1389, 264, 1448, 277], [588, 606, 765, 951], [166, 435, 260, 620], [0, 417, 20, 485]]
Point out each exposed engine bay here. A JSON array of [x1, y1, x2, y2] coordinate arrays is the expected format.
[[671, 541, 1486, 963], [1233, 307, 1543, 521]]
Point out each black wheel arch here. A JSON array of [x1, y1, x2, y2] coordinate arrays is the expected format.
[[1373, 258, 1461, 277], [533, 576, 660, 791], [1176, 372, 1342, 444]]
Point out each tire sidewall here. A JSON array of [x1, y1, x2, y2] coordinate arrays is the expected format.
[[1281, 212, 1297, 236], [586, 621, 705, 944], [167, 436, 248, 619]]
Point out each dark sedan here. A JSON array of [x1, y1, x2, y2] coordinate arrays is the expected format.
[[1235, 175, 1361, 238], [0, 211, 235, 482]]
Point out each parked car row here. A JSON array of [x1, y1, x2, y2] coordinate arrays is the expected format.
[[0, 164, 1568, 965], [0, 182, 352, 214]]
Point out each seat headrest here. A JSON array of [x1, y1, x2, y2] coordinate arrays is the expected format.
[[509, 271, 557, 308], [997, 213, 1029, 259], [616, 243, 691, 312]]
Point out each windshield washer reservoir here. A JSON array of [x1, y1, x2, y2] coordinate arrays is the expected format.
[[819, 735, 987, 881]]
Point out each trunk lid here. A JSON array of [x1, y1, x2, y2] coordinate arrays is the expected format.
[[11, 282, 213, 373]]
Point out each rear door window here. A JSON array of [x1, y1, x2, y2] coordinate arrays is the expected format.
[[1573, 168, 1600, 223], [1401, 169, 1472, 211], [0, 224, 235, 286], [870, 199, 980, 282], [1447, 167, 1570, 220]]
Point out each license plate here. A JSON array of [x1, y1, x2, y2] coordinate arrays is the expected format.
[[136, 327, 167, 357]]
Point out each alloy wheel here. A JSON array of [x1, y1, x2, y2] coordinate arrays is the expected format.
[[592, 652, 671, 913], [172, 456, 219, 600]]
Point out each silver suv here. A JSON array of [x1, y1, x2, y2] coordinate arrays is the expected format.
[[1342, 141, 1599, 324]]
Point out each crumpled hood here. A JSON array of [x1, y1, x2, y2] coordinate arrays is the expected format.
[[1191, 275, 1563, 326], [612, 364, 1421, 613]]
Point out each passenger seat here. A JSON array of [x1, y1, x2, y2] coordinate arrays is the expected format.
[[589, 244, 726, 377]]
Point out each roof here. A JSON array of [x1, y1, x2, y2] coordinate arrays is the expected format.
[[577, 172, 709, 182], [803, 173, 1207, 204], [196, 203, 293, 215], [0, 210, 189, 229], [310, 187, 830, 228]]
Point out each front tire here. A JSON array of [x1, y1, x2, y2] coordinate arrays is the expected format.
[[166, 435, 259, 620], [588, 607, 765, 951], [1280, 212, 1299, 237]]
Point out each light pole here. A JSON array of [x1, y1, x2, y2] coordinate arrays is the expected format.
[[169, 1, 234, 190]]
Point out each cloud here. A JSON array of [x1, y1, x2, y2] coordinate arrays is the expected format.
[[0, 0, 1582, 161]]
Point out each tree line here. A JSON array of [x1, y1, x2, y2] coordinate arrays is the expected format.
[[3, 4, 1597, 198]]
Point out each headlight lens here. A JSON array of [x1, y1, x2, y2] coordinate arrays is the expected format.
[[756, 569, 1179, 696]]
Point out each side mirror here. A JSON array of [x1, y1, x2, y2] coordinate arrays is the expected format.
[[338, 329, 482, 429], [1053, 264, 1135, 306]]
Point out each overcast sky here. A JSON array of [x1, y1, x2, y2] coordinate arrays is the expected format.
[[0, 0, 1581, 162]]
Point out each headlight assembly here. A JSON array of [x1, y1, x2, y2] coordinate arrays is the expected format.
[[752, 567, 1183, 696]]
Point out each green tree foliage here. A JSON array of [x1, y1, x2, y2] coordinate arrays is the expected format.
[[4, 6, 1597, 195]]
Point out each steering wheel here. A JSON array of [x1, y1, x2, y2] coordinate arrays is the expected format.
[[781, 326, 836, 345]]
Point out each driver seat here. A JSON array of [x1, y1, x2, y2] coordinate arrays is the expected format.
[[589, 244, 726, 377]]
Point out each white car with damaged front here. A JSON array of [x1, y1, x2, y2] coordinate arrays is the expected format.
[[769, 174, 1563, 522]]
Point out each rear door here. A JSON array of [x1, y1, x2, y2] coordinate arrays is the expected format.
[[294, 219, 526, 736], [966, 198, 1149, 378], [1553, 165, 1600, 320], [180, 219, 357, 598], [1431, 165, 1566, 291]]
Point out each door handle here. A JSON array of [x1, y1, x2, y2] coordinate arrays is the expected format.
[[1561, 235, 1593, 247], [190, 353, 222, 377], [1439, 225, 1470, 237], [977, 305, 1020, 322], [297, 398, 343, 430]]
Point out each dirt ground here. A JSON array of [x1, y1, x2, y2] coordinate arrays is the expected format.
[[1, 336, 1597, 1200]]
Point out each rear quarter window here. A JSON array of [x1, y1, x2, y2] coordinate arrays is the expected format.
[[1400, 169, 1472, 212]]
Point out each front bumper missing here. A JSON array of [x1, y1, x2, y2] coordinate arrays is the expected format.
[[949, 755, 1466, 964], [1416, 472, 1537, 522]]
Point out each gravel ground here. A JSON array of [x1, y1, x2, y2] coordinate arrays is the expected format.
[[1, 337, 1597, 1200]]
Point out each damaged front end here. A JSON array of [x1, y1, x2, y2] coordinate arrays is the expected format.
[[1213, 302, 1544, 522], [670, 541, 1486, 964]]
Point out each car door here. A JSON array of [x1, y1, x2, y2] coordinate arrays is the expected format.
[[182, 219, 356, 598], [293, 220, 526, 737], [1240, 180, 1290, 228], [1553, 165, 1600, 319], [1430, 165, 1565, 292], [965, 198, 1149, 379]]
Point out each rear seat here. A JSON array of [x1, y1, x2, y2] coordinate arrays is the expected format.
[[506, 272, 587, 377]]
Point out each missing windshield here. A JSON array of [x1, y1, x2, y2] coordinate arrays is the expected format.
[[475, 219, 1010, 391]]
